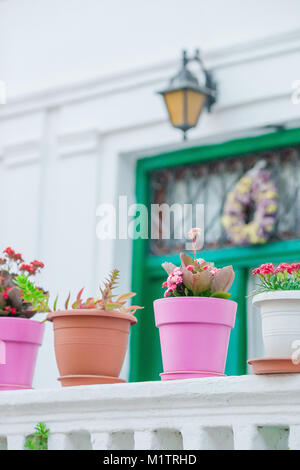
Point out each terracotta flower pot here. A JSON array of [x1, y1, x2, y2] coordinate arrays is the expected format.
[[47, 309, 137, 386]]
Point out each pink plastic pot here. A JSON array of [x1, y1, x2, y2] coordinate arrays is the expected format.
[[0, 317, 44, 390], [154, 297, 237, 380]]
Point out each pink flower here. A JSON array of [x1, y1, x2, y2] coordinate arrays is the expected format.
[[290, 263, 300, 272], [253, 263, 275, 275], [210, 267, 219, 276], [188, 228, 202, 262], [260, 263, 275, 275], [186, 265, 194, 271], [188, 228, 201, 242], [162, 267, 183, 295], [252, 267, 261, 276], [168, 268, 182, 286], [275, 263, 293, 274], [202, 265, 219, 277], [164, 288, 173, 298]]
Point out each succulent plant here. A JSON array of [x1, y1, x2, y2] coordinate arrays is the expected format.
[[56, 269, 143, 315], [162, 253, 235, 299], [161, 229, 235, 299]]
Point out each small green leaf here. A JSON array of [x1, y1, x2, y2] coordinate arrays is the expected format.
[[211, 291, 231, 299], [53, 295, 58, 311], [24, 422, 49, 450], [65, 292, 71, 310], [14, 274, 49, 313]]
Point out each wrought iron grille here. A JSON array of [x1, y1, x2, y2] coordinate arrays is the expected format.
[[149, 146, 300, 255]]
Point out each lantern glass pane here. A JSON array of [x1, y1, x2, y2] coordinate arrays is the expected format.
[[186, 89, 206, 127], [163, 89, 185, 127]]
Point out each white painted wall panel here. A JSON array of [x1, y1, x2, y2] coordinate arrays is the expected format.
[[0, 163, 40, 258], [53, 154, 98, 299], [2, 0, 300, 96]]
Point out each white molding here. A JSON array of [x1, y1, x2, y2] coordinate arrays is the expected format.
[[3, 114, 299, 172], [2, 140, 40, 168], [57, 129, 100, 159], [0, 129, 100, 168], [208, 28, 300, 70], [1, 28, 300, 120]]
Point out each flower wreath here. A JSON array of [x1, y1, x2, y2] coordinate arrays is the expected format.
[[222, 163, 278, 245]]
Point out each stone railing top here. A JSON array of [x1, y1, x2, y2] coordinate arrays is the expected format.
[[1, 375, 300, 450], [1, 374, 300, 413]]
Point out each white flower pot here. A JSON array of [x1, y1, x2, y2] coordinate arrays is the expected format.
[[253, 291, 300, 358]]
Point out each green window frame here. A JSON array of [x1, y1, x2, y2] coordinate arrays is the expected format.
[[129, 128, 300, 382]]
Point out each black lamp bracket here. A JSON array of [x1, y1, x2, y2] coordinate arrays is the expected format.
[[182, 49, 217, 112]]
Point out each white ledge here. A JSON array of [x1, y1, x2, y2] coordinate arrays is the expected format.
[[1, 375, 300, 450]]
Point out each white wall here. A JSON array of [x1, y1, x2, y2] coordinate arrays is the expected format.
[[2, 0, 300, 96], [1, 0, 300, 388]]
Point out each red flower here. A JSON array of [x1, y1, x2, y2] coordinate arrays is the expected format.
[[3, 247, 15, 258], [275, 263, 293, 274], [2, 286, 13, 300], [4, 306, 16, 315], [253, 263, 275, 276], [13, 253, 23, 262], [31, 260, 44, 269], [20, 263, 36, 274]]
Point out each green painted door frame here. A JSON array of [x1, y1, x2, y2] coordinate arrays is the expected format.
[[129, 128, 300, 382]]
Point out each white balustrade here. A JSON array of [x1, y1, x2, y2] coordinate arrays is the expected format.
[[0, 375, 299, 450]]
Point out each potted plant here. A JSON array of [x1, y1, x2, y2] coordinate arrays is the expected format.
[[47, 269, 142, 386], [252, 262, 300, 358], [0, 247, 48, 390], [154, 229, 237, 380]]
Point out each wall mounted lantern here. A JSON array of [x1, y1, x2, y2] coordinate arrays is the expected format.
[[158, 49, 217, 140]]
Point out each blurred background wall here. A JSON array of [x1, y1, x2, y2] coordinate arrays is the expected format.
[[0, 0, 300, 387]]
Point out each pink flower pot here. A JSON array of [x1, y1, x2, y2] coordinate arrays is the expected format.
[[154, 297, 237, 380], [0, 317, 44, 390]]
